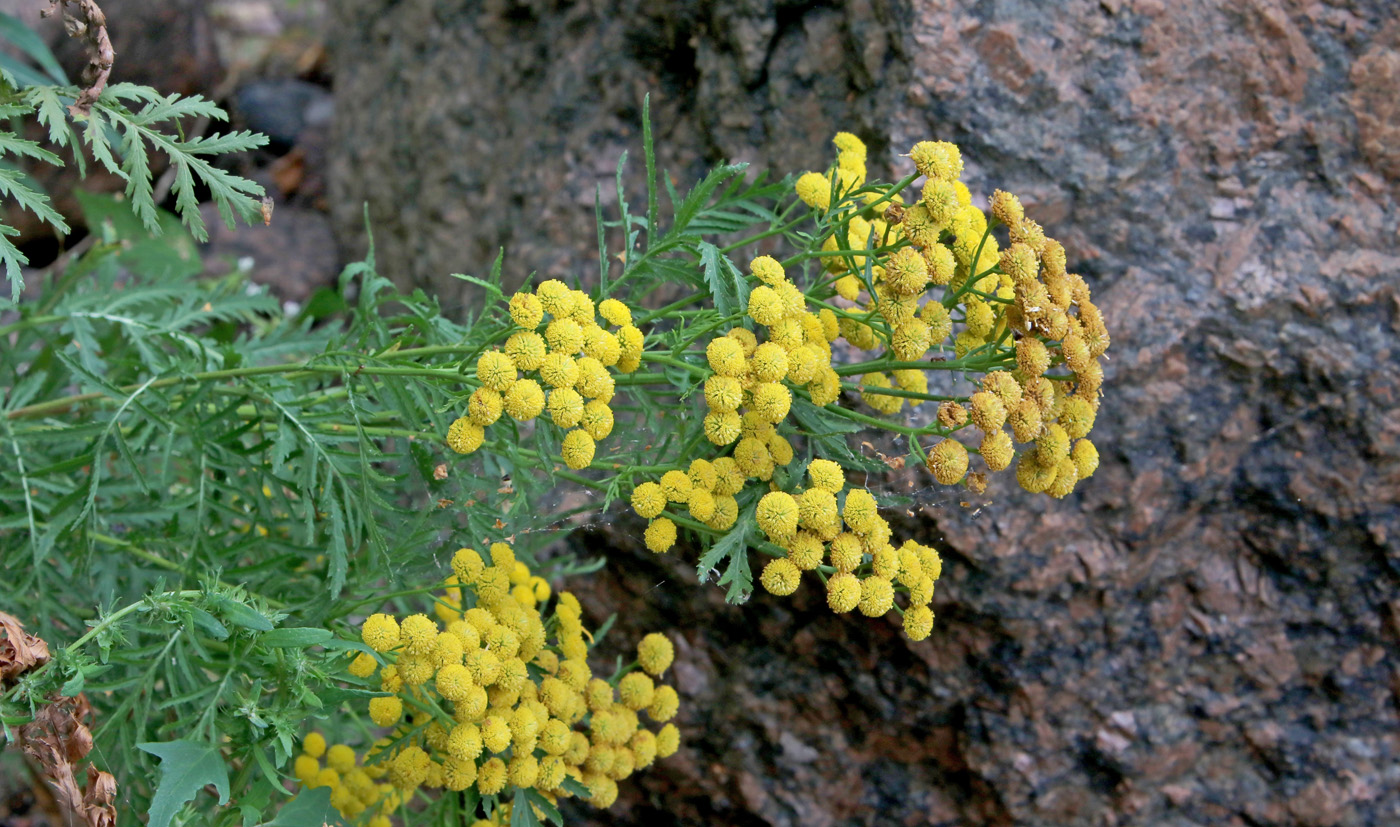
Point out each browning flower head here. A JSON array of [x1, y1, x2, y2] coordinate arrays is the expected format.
[[1016, 337, 1051, 377], [909, 140, 963, 182], [989, 189, 1024, 226], [927, 438, 970, 485], [1072, 438, 1099, 479], [969, 391, 1008, 433], [980, 431, 1015, 472]]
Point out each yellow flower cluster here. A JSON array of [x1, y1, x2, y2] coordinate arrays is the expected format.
[[292, 731, 399, 825], [705, 258, 840, 446], [629, 457, 745, 552], [446, 282, 645, 471], [627, 251, 850, 550], [796, 133, 1108, 498], [338, 541, 680, 818], [794, 132, 868, 212], [754, 459, 943, 640]]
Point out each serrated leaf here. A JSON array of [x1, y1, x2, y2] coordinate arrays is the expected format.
[[697, 242, 749, 319], [524, 788, 564, 826], [260, 627, 333, 648], [261, 787, 345, 827], [313, 685, 388, 710], [60, 669, 84, 697], [696, 508, 754, 584], [790, 397, 862, 434], [559, 776, 592, 798], [717, 540, 753, 604], [136, 740, 231, 827], [668, 162, 747, 238], [511, 788, 543, 827]]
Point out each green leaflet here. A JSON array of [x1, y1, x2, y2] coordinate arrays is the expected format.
[[136, 740, 230, 827]]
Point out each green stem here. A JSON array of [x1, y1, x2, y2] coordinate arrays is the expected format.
[[1, 589, 204, 702], [718, 211, 810, 255], [832, 358, 1004, 378], [640, 352, 708, 376], [6, 361, 466, 421], [840, 382, 963, 403], [87, 532, 288, 610], [0, 314, 64, 340], [635, 292, 707, 325]]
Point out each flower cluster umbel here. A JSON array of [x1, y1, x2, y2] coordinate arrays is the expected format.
[[297, 542, 679, 823], [802, 134, 1108, 496], [447, 281, 645, 471]]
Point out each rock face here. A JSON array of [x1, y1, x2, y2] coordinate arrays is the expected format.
[[329, 2, 1400, 825]]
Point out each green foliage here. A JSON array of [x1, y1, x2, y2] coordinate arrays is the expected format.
[[0, 12, 267, 302]]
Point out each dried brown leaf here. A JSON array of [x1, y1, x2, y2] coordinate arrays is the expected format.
[[18, 695, 118, 827], [0, 611, 51, 685]]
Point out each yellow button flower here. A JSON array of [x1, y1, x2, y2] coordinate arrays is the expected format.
[[927, 438, 969, 485], [561, 429, 595, 470], [580, 400, 614, 439], [637, 633, 674, 677], [467, 387, 503, 426], [508, 291, 544, 329], [630, 482, 666, 519], [756, 491, 799, 540], [903, 605, 934, 641], [476, 351, 517, 392], [760, 557, 801, 596], [795, 171, 832, 210], [503, 379, 545, 421], [504, 330, 546, 371], [645, 518, 677, 553], [598, 297, 632, 326], [706, 337, 746, 377], [858, 576, 895, 617], [445, 417, 484, 455]]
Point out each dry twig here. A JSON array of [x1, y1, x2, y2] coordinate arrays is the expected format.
[[40, 0, 115, 117]]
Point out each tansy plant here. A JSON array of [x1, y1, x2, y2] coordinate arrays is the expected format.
[[0, 75, 1109, 826]]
